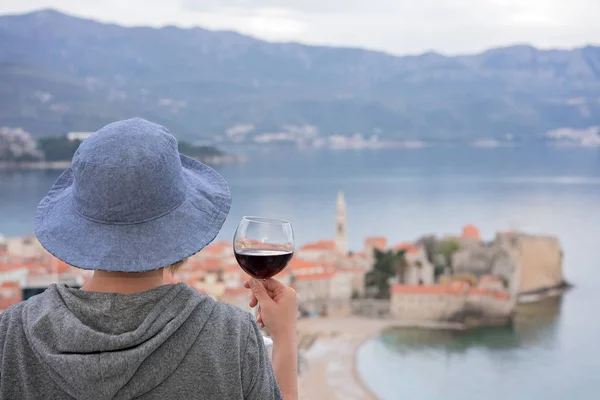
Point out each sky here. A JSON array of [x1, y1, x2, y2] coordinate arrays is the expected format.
[[0, 0, 599, 55]]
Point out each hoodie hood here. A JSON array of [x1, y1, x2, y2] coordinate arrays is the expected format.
[[22, 283, 216, 400]]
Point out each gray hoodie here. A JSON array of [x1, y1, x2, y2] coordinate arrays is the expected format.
[[0, 283, 283, 400]]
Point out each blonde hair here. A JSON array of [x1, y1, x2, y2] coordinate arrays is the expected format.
[[166, 258, 188, 275]]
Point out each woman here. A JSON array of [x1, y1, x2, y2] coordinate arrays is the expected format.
[[0, 118, 298, 400]]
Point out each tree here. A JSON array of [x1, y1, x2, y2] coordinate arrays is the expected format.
[[37, 137, 82, 162], [395, 250, 408, 284], [365, 249, 406, 299], [178, 141, 223, 160], [437, 239, 460, 273], [434, 265, 446, 281]]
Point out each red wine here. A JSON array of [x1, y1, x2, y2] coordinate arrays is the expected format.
[[234, 249, 293, 280]]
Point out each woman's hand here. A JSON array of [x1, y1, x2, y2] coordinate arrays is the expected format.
[[245, 278, 299, 399], [244, 278, 298, 341]]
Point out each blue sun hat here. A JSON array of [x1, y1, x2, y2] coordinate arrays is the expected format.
[[34, 118, 231, 272]]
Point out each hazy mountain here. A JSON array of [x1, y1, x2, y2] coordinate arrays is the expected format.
[[1, 9, 599, 142]]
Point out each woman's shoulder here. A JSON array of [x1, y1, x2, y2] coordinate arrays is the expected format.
[[181, 284, 253, 333], [207, 298, 254, 332], [184, 290, 258, 357]]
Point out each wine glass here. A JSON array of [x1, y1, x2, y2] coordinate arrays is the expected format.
[[234, 216, 295, 280]]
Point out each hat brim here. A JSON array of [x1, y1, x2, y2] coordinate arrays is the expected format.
[[34, 154, 231, 272]]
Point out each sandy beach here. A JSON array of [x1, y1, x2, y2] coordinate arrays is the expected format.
[[297, 317, 393, 400], [296, 317, 468, 399]]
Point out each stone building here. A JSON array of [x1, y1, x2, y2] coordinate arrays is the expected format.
[[452, 226, 516, 284], [0, 281, 22, 311], [296, 240, 337, 262], [450, 228, 564, 298], [465, 287, 512, 317], [391, 280, 512, 323], [364, 237, 387, 258], [453, 242, 514, 279], [390, 282, 469, 321], [4, 236, 46, 259], [294, 269, 353, 316], [395, 243, 435, 286], [461, 224, 481, 247], [512, 234, 564, 294]]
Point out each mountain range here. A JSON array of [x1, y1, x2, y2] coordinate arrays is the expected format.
[[1, 9, 600, 143]]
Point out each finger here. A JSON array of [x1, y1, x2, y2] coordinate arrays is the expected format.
[[256, 307, 264, 328], [249, 293, 258, 308], [249, 279, 276, 306], [245, 279, 276, 296], [245, 281, 267, 308], [264, 278, 292, 301], [261, 278, 286, 292], [257, 306, 262, 322]]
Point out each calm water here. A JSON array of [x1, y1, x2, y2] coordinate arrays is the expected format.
[[2, 147, 600, 399]]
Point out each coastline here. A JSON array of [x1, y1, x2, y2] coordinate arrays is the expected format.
[[517, 281, 573, 304], [0, 161, 71, 171], [0, 155, 245, 171], [296, 317, 476, 399], [352, 334, 379, 400], [297, 317, 385, 400]]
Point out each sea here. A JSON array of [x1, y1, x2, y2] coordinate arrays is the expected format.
[[1, 146, 600, 399]]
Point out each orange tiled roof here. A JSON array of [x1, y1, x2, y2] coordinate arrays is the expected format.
[[0, 281, 20, 289], [203, 241, 231, 254], [294, 270, 336, 281], [288, 259, 319, 270], [468, 288, 510, 299], [224, 265, 241, 274], [392, 282, 469, 296], [300, 240, 336, 251], [273, 269, 291, 278], [462, 224, 481, 241], [394, 242, 420, 255], [365, 237, 387, 251], [0, 263, 27, 271], [188, 258, 223, 271], [54, 259, 72, 274]]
